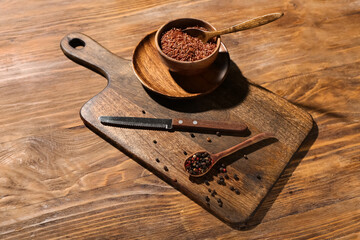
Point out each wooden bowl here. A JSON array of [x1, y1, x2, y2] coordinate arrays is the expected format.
[[155, 18, 221, 75], [132, 31, 230, 99]]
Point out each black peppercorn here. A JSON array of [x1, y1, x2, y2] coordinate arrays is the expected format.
[[217, 198, 223, 207], [153, 140, 157, 144], [156, 158, 160, 163], [164, 166, 168, 171], [230, 186, 235, 191], [235, 189, 240, 195], [211, 190, 216, 196], [205, 180, 209, 186], [205, 196, 210, 202]]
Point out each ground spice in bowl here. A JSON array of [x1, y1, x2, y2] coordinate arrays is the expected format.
[[184, 152, 214, 175], [160, 27, 217, 62]]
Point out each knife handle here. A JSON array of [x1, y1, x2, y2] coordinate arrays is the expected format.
[[172, 118, 247, 133]]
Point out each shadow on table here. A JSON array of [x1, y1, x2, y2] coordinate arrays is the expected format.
[[145, 60, 250, 113], [233, 121, 319, 230]]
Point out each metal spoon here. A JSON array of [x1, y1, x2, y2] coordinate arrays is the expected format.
[[183, 12, 284, 43], [184, 132, 274, 177]]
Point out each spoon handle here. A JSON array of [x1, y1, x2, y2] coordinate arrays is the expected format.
[[209, 12, 283, 39], [212, 132, 274, 161]]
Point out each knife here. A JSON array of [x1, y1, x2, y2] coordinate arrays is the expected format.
[[99, 116, 247, 133]]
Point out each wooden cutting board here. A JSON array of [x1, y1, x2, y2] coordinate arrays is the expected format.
[[60, 32, 313, 225]]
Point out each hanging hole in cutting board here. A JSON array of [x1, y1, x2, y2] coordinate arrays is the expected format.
[[69, 38, 85, 49]]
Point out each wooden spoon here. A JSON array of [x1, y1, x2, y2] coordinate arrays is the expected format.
[[183, 12, 284, 43], [184, 132, 274, 177]]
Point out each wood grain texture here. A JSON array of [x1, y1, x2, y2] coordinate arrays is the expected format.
[[0, 0, 359, 239]]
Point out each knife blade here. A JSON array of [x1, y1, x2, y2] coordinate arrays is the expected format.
[[99, 116, 247, 133]]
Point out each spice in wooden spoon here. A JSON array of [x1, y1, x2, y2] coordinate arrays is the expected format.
[[184, 132, 274, 177], [183, 12, 283, 43]]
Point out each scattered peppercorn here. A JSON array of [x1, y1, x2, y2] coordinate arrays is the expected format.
[[230, 186, 235, 191], [183, 151, 188, 155], [204, 180, 210, 186], [257, 175, 262, 180], [234, 174, 239, 181], [216, 131, 221, 137], [235, 189, 240, 195], [156, 158, 160, 163], [142, 110, 146, 114], [164, 166, 168, 171], [208, 188, 212, 192], [153, 140, 157, 144], [211, 190, 217, 197], [205, 196, 210, 202], [184, 152, 214, 175], [217, 198, 223, 207], [217, 178, 225, 185], [224, 174, 229, 179], [190, 133, 195, 138]]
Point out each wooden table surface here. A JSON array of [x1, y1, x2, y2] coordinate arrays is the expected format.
[[1, 0, 359, 239]]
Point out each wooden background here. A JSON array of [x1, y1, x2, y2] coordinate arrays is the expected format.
[[0, 0, 359, 239]]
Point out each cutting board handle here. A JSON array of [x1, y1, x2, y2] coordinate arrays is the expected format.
[[60, 32, 128, 79]]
